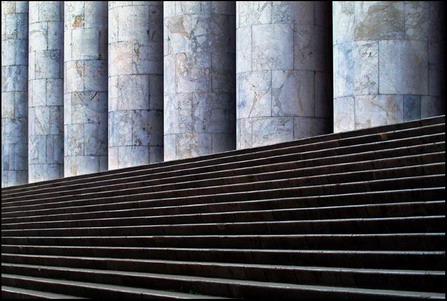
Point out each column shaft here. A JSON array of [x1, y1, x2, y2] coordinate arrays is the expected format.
[[236, 1, 332, 149], [164, 1, 236, 161], [64, 1, 108, 176], [108, 1, 163, 169], [28, 1, 64, 183], [1, 1, 29, 187], [333, 1, 446, 132]]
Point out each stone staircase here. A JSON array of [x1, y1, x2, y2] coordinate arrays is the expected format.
[[1, 115, 445, 299]]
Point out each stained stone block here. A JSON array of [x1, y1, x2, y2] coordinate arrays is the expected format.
[[403, 95, 421, 121], [294, 24, 327, 72], [164, 1, 236, 160], [251, 117, 294, 148], [355, 95, 404, 129], [294, 117, 330, 139]]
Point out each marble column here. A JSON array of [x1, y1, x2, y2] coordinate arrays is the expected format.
[[108, 1, 163, 169], [64, 1, 108, 176], [1, 1, 29, 187], [164, 1, 236, 161], [28, 1, 64, 183], [333, 1, 446, 132], [236, 1, 332, 149]]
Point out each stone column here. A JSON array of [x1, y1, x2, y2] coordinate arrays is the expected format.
[[236, 2, 332, 149], [333, 1, 446, 132], [1, 1, 28, 187], [28, 1, 64, 183], [108, 1, 163, 169], [64, 2, 108, 177], [164, 2, 236, 161]]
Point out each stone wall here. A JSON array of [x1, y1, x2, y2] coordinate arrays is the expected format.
[[108, 1, 164, 169], [28, 1, 64, 183], [163, 1, 236, 161], [236, 1, 332, 149], [64, 1, 108, 176], [1, 1, 28, 187], [333, 1, 446, 132]]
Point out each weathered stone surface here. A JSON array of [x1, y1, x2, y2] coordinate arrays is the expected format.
[[164, 1, 236, 161], [333, 1, 445, 132], [109, 0, 163, 172], [64, 1, 108, 176], [237, 1, 331, 149], [2, 1, 28, 187], [28, 1, 64, 183]]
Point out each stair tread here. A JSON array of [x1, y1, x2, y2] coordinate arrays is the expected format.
[[3, 174, 444, 219], [2, 254, 445, 276], [1, 273, 220, 299], [2, 264, 445, 299], [2, 200, 444, 229], [1, 285, 86, 299], [4, 159, 444, 209]]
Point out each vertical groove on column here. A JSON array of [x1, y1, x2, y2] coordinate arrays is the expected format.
[[236, 2, 332, 150], [28, 1, 64, 183], [64, 1, 108, 177], [333, 1, 446, 133], [108, 1, 163, 170], [1, 1, 29, 187], [164, 1, 236, 161]]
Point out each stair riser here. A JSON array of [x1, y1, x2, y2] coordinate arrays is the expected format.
[[3, 188, 444, 225], [3, 119, 444, 197], [2, 234, 443, 250], [2, 202, 444, 231], [3, 146, 444, 209], [2, 263, 444, 295], [2, 246, 444, 270], [2, 217, 444, 237], [4, 133, 444, 202], [2, 175, 444, 219]]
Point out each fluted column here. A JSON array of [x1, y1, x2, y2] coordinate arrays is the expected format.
[[333, 1, 446, 132], [108, 1, 163, 169], [236, 2, 332, 149], [164, 1, 236, 161], [64, 1, 108, 176], [1, 1, 28, 187], [28, 1, 64, 183]]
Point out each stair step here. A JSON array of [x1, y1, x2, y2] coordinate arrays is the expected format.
[[3, 188, 443, 224], [2, 201, 444, 230], [3, 117, 444, 196], [2, 174, 444, 220], [3, 149, 444, 210], [3, 233, 443, 251], [2, 245, 444, 270], [3, 132, 444, 203], [1, 285, 86, 299], [2, 264, 444, 298], [2, 216, 444, 237], [1, 273, 219, 299]]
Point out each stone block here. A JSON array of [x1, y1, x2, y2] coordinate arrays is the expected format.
[[252, 23, 293, 71], [294, 116, 330, 139], [237, 71, 271, 119], [334, 96, 355, 133], [403, 95, 421, 121], [355, 94, 403, 129], [272, 70, 314, 118], [379, 40, 428, 95]]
